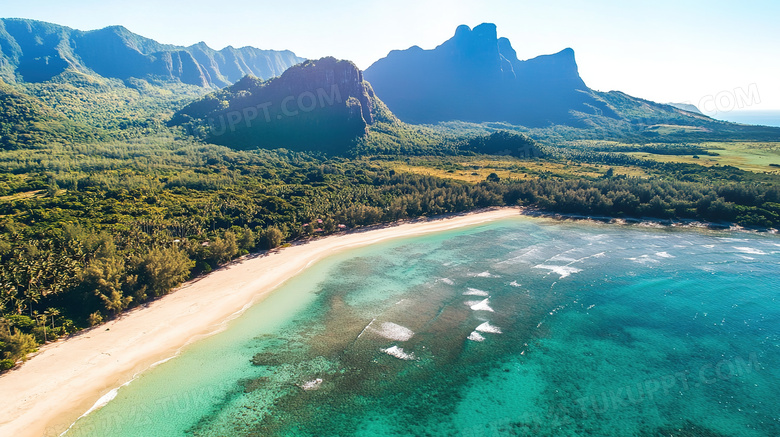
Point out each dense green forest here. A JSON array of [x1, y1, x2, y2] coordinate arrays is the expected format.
[[1, 64, 780, 372]]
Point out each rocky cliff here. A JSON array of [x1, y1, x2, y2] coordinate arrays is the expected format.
[[171, 57, 393, 153], [364, 23, 618, 127]]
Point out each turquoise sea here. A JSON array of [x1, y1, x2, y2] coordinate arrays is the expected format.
[[713, 110, 780, 128], [65, 217, 780, 437]]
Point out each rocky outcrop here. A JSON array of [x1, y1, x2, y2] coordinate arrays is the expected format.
[[171, 57, 391, 153], [364, 23, 618, 127]]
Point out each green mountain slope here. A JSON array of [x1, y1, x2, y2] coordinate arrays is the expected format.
[[171, 57, 397, 154], [0, 79, 97, 149], [573, 90, 780, 141]]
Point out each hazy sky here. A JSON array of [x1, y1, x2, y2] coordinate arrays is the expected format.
[[5, 0, 779, 113]]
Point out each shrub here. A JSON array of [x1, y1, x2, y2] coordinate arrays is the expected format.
[[88, 312, 104, 327]]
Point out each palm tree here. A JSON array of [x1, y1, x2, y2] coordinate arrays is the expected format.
[[2, 240, 81, 316], [46, 307, 60, 330], [34, 311, 47, 343]]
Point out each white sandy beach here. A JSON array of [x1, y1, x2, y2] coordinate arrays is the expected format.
[[0, 207, 520, 437]]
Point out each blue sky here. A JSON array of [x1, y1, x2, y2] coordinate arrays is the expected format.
[[5, 0, 779, 113]]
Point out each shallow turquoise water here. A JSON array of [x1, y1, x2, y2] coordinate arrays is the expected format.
[[66, 217, 780, 436]]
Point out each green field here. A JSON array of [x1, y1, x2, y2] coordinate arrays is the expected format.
[[375, 156, 649, 183], [627, 141, 780, 173]]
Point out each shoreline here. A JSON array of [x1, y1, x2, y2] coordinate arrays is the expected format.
[[0, 207, 522, 437], [521, 208, 778, 234]]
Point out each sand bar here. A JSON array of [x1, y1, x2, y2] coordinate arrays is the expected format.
[[0, 207, 520, 437]]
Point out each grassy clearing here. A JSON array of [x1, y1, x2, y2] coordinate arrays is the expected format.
[[374, 156, 648, 183], [647, 124, 710, 135], [0, 190, 43, 202], [628, 141, 780, 173]]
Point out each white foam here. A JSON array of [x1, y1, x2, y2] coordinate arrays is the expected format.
[[80, 387, 119, 418], [62, 344, 187, 435], [703, 244, 715, 248], [475, 322, 503, 334], [299, 378, 323, 391], [466, 298, 495, 312], [381, 345, 416, 360], [467, 331, 486, 342], [439, 278, 455, 285], [655, 252, 675, 258], [496, 246, 544, 265], [627, 255, 660, 265], [549, 254, 577, 262], [463, 288, 489, 296], [474, 271, 499, 278], [584, 233, 610, 242], [533, 264, 583, 278], [373, 322, 414, 341], [509, 281, 522, 287], [733, 247, 767, 255]]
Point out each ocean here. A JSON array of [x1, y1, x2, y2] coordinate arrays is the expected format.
[[64, 217, 780, 436], [712, 110, 780, 128]]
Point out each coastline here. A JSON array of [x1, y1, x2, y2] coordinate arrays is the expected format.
[[0, 207, 521, 437], [521, 208, 778, 234]]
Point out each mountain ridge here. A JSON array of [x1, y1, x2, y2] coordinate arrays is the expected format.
[[364, 23, 618, 127], [0, 18, 305, 87]]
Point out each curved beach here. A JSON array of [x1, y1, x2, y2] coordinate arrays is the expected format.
[[0, 207, 520, 437]]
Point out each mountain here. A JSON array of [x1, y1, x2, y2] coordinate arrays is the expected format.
[[364, 23, 780, 141], [364, 23, 618, 127], [0, 18, 304, 87], [0, 78, 97, 149], [170, 57, 395, 153], [666, 102, 703, 115], [568, 91, 780, 141]]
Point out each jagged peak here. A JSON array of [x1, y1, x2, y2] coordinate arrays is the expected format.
[[103, 24, 130, 33], [171, 56, 385, 153], [230, 74, 263, 91], [472, 23, 498, 38], [497, 37, 518, 63], [556, 47, 576, 58], [292, 56, 356, 71], [521, 47, 579, 65], [83, 24, 138, 40], [454, 24, 471, 37], [364, 23, 599, 126], [451, 23, 498, 44]]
